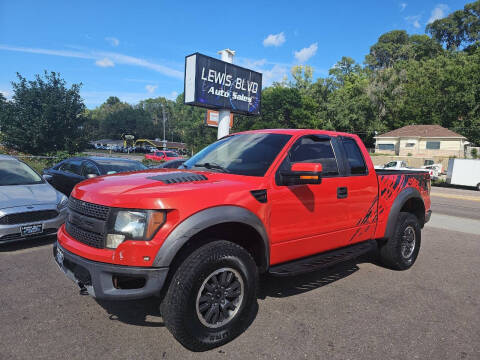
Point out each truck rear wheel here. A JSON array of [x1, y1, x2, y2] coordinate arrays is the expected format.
[[379, 212, 421, 270], [160, 240, 258, 351]]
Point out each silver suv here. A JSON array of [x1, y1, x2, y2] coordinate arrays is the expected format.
[[0, 155, 67, 244]]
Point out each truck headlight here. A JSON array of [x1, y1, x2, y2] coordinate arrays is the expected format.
[[106, 210, 166, 249]]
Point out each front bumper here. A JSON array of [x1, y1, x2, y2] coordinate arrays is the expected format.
[[53, 242, 168, 300], [0, 209, 67, 244]]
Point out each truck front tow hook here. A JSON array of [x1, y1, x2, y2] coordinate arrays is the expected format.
[[78, 281, 88, 296]]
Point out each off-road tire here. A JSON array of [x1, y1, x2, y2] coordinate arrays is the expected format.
[[379, 212, 421, 270], [160, 240, 258, 351]]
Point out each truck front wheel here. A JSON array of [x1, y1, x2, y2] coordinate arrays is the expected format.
[[160, 240, 258, 351], [379, 212, 421, 270]]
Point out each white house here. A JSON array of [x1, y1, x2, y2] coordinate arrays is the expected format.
[[374, 125, 468, 157]]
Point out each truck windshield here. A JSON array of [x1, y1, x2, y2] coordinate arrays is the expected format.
[[182, 133, 292, 176], [0, 160, 44, 186]]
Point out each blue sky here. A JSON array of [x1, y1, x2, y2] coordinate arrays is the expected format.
[[0, 0, 468, 108]]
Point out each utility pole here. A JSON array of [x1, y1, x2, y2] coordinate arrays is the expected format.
[[161, 103, 167, 150], [217, 49, 235, 139]]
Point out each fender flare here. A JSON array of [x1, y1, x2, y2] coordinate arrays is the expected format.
[[384, 187, 425, 240], [152, 206, 270, 270]]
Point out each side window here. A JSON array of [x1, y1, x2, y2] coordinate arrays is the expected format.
[[342, 137, 367, 175], [60, 159, 83, 175], [279, 136, 339, 176], [426, 141, 440, 149], [59, 161, 72, 173], [81, 161, 100, 177]]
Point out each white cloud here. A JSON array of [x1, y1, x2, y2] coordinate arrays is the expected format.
[[428, 4, 449, 24], [0, 44, 184, 79], [105, 37, 119, 47], [235, 57, 289, 86], [95, 57, 115, 67], [167, 91, 178, 100], [400, 3, 407, 12], [236, 57, 267, 69], [0, 89, 11, 98], [294, 43, 318, 63], [145, 84, 157, 94], [405, 15, 421, 28], [262, 64, 288, 86], [263, 32, 286, 47]]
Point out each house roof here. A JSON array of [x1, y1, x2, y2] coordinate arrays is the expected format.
[[376, 125, 466, 138]]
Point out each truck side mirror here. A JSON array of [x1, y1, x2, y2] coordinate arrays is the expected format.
[[280, 163, 323, 186]]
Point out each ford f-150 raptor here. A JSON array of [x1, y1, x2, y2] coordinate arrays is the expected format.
[[53, 129, 431, 350]]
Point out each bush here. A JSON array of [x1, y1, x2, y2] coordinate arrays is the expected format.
[[471, 148, 478, 159]]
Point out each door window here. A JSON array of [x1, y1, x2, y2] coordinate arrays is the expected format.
[[277, 136, 339, 183], [342, 137, 367, 175], [59, 159, 83, 175], [81, 161, 100, 177]]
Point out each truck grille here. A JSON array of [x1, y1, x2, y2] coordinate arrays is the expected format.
[[65, 221, 105, 249], [68, 197, 110, 220], [66, 197, 109, 249], [0, 210, 58, 225]]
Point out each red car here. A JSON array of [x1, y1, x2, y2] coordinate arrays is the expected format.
[[145, 150, 183, 162], [54, 129, 431, 350]]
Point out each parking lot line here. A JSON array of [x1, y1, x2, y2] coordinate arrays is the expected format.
[[426, 213, 480, 235], [431, 193, 480, 202]]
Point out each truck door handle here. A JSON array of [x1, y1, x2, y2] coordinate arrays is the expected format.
[[337, 187, 348, 199]]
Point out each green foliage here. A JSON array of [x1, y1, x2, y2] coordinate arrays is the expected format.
[[366, 30, 444, 69], [471, 148, 478, 158], [0, 72, 87, 155], [426, 1, 480, 50]]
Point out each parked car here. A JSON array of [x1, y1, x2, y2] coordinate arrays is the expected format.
[[145, 150, 183, 162], [43, 156, 147, 195], [150, 158, 187, 169], [422, 159, 442, 175], [374, 160, 408, 169], [0, 155, 68, 244], [54, 129, 431, 350], [375, 160, 436, 179]]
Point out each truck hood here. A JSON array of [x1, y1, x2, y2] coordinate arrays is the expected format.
[[71, 169, 264, 209], [0, 183, 61, 209]]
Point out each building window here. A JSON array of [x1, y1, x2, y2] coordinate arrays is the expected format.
[[426, 141, 440, 150], [378, 144, 395, 151], [405, 142, 415, 148]]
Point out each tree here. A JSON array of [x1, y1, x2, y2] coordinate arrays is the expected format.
[[329, 56, 362, 87], [426, 1, 480, 50], [100, 106, 153, 139], [290, 65, 313, 93], [1, 72, 86, 154], [366, 31, 443, 69], [365, 30, 411, 69]]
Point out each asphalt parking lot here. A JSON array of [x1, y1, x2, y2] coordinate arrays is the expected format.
[[1, 186, 479, 360]]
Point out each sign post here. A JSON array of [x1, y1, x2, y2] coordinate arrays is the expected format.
[[217, 49, 235, 139]]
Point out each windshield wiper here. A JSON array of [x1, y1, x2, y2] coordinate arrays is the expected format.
[[193, 162, 230, 173]]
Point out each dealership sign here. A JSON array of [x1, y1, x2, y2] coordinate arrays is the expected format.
[[184, 53, 262, 116]]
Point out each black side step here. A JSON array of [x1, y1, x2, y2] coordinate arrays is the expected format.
[[269, 240, 376, 277]]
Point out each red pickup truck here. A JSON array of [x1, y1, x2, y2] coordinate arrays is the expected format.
[[145, 150, 183, 162], [54, 129, 431, 350]]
